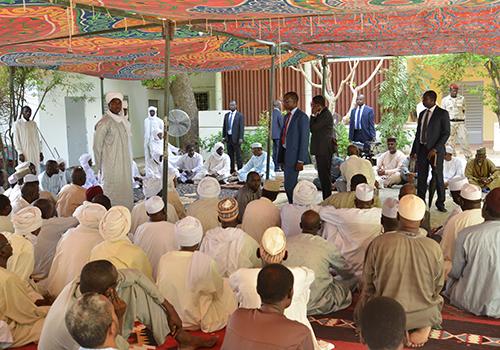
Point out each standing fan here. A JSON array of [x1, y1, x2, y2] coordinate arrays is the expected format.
[[168, 109, 191, 138]]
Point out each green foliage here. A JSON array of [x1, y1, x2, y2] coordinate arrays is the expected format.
[[378, 57, 428, 149], [141, 76, 176, 89], [335, 123, 349, 158], [200, 111, 270, 162]]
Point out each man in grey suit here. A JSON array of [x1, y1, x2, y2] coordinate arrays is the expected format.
[[222, 100, 245, 173], [411, 90, 451, 212], [271, 100, 283, 172]]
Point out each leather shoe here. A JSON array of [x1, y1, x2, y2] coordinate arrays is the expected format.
[[436, 206, 448, 213]]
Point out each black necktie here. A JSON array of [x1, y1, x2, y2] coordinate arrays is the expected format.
[[420, 109, 431, 144]]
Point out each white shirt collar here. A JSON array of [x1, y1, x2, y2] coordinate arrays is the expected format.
[[290, 107, 298, 116], [427, 105, 437, 113]]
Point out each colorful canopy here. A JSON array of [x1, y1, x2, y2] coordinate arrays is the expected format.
[[0, 0, 498, 79]]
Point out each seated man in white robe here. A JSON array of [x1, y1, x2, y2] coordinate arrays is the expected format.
[[79, 153, 99, 189], [6, 206, 42, 281], [281, 180, 320, 237], [0, 233, 48, 348], [46, 202, 107, 297], [39, 260, 216, 350], [193, 142, 231, 183], [441, 183, 484, 275], [133, 196, 178, 279], [0, 194, 14, 233], [90, 206, 153, 279], [375, 137, 406, 188], [200, 198, 260, 277], [237, 142, 275, 182], [177, 144, 204, 184], [56, 158, 72, 184], [12, 174, 40, 214], [186, 177, 221, 233], [229, 227, 330, 350], [39, 160, 66, 197], [32, 198, 78, 280], [285, 210, 352, 315], [320, 184, 382, 279], [156, 216, 237, 333]]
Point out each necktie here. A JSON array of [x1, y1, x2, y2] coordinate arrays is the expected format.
[[420, 109, 431, 144], [281, 112, 292, 146], [228, 112, 234, 132], [356, 107, 362, 129]]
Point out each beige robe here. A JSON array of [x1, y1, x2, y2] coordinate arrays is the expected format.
[[0, 216, 14, 233], [241, 197, 281, 243], [321, 191, 382, 209], [131, 201, 179, 235], [14, 119, 41, 174], [0, 267, 48, 347], [186, 198, 220, 233], [56, 184, 86, 218], [5, 233, 34, 282], [156, 251, 237, 332]]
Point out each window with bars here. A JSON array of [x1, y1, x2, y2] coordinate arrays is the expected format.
[[194, 92, 209, 111]]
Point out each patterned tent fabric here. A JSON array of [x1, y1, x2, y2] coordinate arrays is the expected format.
[[0, 0, 498, 79]]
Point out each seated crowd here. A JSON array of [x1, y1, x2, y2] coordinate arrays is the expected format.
[[0, 144, 499, 350]]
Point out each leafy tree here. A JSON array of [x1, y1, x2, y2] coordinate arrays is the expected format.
[[377, 57, 429, 149]]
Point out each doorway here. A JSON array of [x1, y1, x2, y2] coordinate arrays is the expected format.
[[65, 97, 89, 166]]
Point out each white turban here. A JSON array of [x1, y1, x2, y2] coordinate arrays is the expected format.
[[355, 183, 374, 201], [382, 198, 399, 219], [99, 206, 131, 242], [79, 153, 92, 167], [293, 180, 317, 206], [57, 158, 66, 165], [13, 206, 43, 235], [212, 142, 224, 154], [73, 202, 107, 229], [15, 162, 30, 172], [23, 174, 39, 183], [175, 216, 203, 247], [8, 174, 18, 185], [449, 176, 468, 192], [145, 196, 165, 215], [148, 106, 157, 117], [197, 177, 221, 199], [105, 92, 123, 104], [260, 227, 287, 264]]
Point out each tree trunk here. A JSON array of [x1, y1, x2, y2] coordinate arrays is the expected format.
[[169, 73, 199, 150]]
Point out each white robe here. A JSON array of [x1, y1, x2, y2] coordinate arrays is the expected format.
[[156, 251, 237, 332], [45, 224, 103, 297], [130, 201, 178, 235], [144, 115, 163, 178], [280, 204, 321, 237], [14, 119, 41, 174], [199, 227, 261, 277], [320, 207, 382, 278], [237, 152, 275, 182], [133, 221, 178, 279], [39, 172, 66, 197], [194, 153, 231, 181], [11, 197, 29, 215], [93, 112, 133, 209], [177, 153, 204, 182]]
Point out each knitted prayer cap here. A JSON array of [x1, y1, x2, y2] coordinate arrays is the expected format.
[[217, 198, 238, 222], [259, 227, 287, 264]]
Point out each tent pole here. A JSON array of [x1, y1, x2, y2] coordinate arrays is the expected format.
[[266, 45, 276, 180], [321, 56, 327, 97], [162, 21, 172, 207], [100, 77, 105, 114]]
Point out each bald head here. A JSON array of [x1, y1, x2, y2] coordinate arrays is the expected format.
[[300, 210, 321, 235], [399, 183, 416, 200], [32, 198, 56, 219], [80, 260, 118, 294], [21, 182, 40, 203], [72, 167, 87, 187], [347, 145, 359, 156]]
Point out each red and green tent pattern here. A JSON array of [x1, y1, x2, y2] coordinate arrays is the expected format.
[[0, 0, 498, 79]]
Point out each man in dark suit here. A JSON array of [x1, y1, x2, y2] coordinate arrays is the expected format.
[[349, 94, 376, 146], [279, 91, 311, 203], [222, 100, 244, 173], [411, 90, 451, 212], [310, 95, 334, 199], [271, 100, 283, 172]]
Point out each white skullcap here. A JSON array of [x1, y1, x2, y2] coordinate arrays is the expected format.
[[105, 92, 123, 104], [15, 161, 30, 172], [251, 142, 262, 149], [79, 153, 92, 166], [293, 180, 317, 206], [8, 174, 18, 185], [355, 183, 374, 201], [448, 176, 468, 192], [99, 206, 131, 242], [145, 196, 165, 214], [197, 177, 221, 199], [57, 158, 65, 164], [460, 184, 482, 201], [23, 174, 38, 183], [260, 227, 287, 264], [73, 202, 107, 229], [445, 145, 454, 154], [398, 194, 426, 221], [382, 198, 399, 219], [12, 206, 43, 234], [175, 216, 203, 247], [122, 100, 128, 108]]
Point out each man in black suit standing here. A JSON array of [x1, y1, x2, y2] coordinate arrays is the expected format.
[[411, 90, 451, 212], [310, 95, 334, 199], [222, 100, 244, 174]]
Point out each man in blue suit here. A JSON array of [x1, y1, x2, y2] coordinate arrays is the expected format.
[[271, 100, 283, 172], [349, 94, 376, 146], [278, 92, 311, 203], [222, 100, 245, 173]]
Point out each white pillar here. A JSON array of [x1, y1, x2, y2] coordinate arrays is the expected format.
[[494, 122, 500, 152], [215, 72, 223, 111], [304, 62, 312, 116]]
